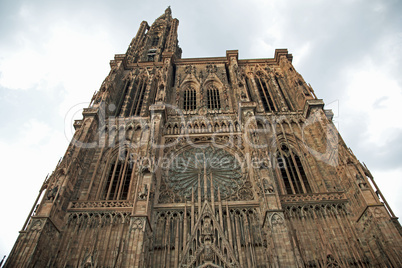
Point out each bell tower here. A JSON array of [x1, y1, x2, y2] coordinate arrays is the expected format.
[[126, 6, 181, 64], [4, 8, 402, 268]]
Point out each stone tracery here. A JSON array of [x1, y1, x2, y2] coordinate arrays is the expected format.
[[5, 7, 402, 268], [160, 145, 253, 203]]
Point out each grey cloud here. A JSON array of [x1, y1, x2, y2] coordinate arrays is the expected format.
[[373, 96, 388, 109], [357, 128, 402, 171], [1, 0, 402, 256], [276, 1, 402, 101]]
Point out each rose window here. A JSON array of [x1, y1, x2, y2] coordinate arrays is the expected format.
[[165, 146, 244, 200]]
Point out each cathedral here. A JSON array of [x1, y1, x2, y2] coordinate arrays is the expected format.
[[5, 7, 402, 267]]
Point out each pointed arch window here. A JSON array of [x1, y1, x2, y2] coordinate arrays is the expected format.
[[102, 151, 133, 200], [255, 75, 276, 112], [277, 144, 311, 194], [207, 85, 221, 110], [117, 75, 149, 117], [183, 86, 196, 111], [116, 79, 132, 116], [130, 76, 148, 116]]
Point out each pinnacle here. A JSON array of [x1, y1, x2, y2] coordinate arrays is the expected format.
[[155, 6, 172, 21], [165, 6, 172, 15]]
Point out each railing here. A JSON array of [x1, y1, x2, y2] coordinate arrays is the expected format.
[[280, 192, 347, 204], [69, 200, 133, 210]]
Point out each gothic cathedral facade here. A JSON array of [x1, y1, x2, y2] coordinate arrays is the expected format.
[[5, 8, 402, 268]]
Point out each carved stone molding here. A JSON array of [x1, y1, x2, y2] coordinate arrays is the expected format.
[[30, 218, 45, 232], [163, 134, 244, 156], [280, 192, 347, 205], [270, 213, 285, 226], [69, 200, 133, 211], [284, 203, 347, 219], [67, 211, 131, 225]]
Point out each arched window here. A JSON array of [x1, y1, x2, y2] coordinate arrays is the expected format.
[[116, 79, 132, 116], [102, 151, 133, 200], [207, 85, 221, 110], [183, 86, 196, 111], [255, 75, 276, 112], [277, 144, 311, 194], [117, 76, 149, 117], [130, 76, 148, 116]]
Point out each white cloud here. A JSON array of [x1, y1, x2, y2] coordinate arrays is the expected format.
[[0, 47, 43, 90], [0, 8, 113, 121], [343, 58, 402, 146], [0, 0, 401, 259], [0, 118, 67, 254], [292, 42, 312, 67], [370, 168, 402, 217]]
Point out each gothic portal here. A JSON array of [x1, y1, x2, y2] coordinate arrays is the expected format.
[[5, 7, 402, 268]]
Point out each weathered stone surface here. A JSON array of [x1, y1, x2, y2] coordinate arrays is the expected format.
[[5, 7, 401, 268]]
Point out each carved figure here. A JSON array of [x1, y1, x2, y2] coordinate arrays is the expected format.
[[138, 184, 149, 200], [263, 178, 274, 193], [46, 185, 58, 201]]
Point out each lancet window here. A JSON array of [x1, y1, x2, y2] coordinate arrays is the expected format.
[[277, 144, 311, 194], [117, 76, 149, 117], [130, 76, 148, 116], [102, 151, 133, 200], [116, 80, 131, 116], [183, 86, 196, 111], [255, 75, 276, 112], [207, 85, 221, 110]]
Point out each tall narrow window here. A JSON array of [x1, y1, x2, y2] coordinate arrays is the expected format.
[[103, 161, 122, 200], [116, 80, 132, 116], [277, 144, 311, 194], [274, 76, 291, 111], [151, 36, 159, 46], [102, 153, 133, 200], [183, 87, 196, 111], [255, 76, 276, 112], [120, 164, 133, 200], [207, 86, 221, 110], [128, 76, 148, 116]]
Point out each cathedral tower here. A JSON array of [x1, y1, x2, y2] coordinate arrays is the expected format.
[[5, 8, 402, 267]]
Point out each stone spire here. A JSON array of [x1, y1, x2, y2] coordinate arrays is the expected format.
[[126, 7, 181, 64]]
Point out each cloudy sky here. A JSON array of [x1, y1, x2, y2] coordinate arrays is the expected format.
[[0, 0, 401, 257]]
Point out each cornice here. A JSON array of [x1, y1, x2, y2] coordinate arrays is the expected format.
[[110, 48, 293, 69], [176, 57, 227, 65]]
